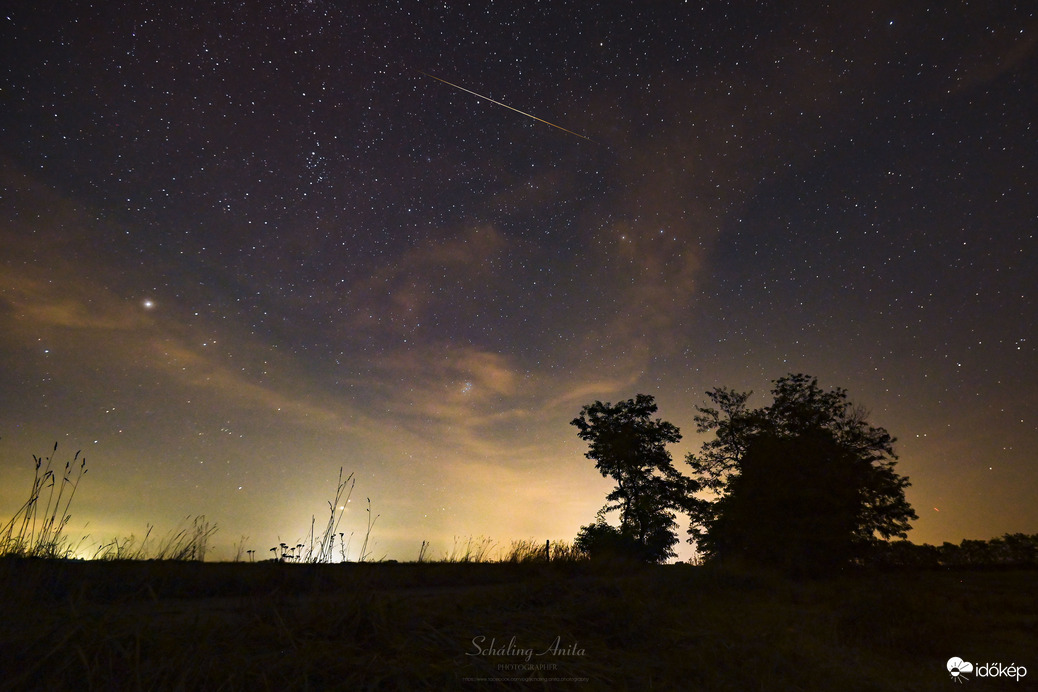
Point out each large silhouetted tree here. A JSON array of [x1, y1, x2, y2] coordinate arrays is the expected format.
[[571, 394, 689, 563], [686, 374, 917, 571]]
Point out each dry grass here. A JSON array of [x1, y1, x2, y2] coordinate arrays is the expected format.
[[504, 538, 582, 563], [0, 443, 87, 559], [442, 535, 498, 563]]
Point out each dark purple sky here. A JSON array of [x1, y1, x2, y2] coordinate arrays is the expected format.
[[1, 2, 1034, 560]]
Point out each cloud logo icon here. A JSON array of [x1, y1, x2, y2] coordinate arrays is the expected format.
[[947, 657, 974, 682]]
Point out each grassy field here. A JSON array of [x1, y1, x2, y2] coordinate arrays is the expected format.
[[0, 558, 1034, 691]]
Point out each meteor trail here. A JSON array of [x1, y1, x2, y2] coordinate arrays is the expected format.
[[420, 71, 592, 142]]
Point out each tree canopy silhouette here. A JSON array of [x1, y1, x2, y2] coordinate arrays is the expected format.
[[686, 373, 917, 571], [571, 394, 689, 563]]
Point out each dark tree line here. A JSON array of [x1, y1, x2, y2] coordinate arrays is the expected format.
[[872, 534, 1038, 568], [572, 374, 920, 571]]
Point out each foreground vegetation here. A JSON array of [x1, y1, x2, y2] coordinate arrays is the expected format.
[[1, 426, 1033, 689], [0, 557, 1034, 690]]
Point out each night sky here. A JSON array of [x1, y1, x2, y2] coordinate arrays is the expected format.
[[1, 2, 1035, 562]]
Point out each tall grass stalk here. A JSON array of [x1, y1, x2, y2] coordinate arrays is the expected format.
[[358, 497, 379, 562], [152, 515, 217, 561], [0, 443, 87, 558], [444, 535, 497, 563], [339, 531, 353, 562], [505, 538, 581, 563], [308, 468, 355, 563], [232, 535, 250, 563], [92, 525, 155, 560]]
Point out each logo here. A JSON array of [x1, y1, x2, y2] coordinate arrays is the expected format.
[[947, 657, 1028, 683], [948, 657, 973, 683]]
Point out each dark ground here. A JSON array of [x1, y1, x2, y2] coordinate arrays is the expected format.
[[0, 558, 1034, 690]]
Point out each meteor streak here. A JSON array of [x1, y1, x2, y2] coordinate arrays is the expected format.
[[420, 71, 592, 142]]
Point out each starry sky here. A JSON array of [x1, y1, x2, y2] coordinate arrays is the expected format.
[[1, 2, 1035, 562]]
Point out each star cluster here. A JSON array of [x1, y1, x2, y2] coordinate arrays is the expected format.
[[1, 2, 1034, 560]]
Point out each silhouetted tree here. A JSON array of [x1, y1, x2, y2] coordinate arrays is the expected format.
[[572, 394, 689, 563], [687, 374, 917, 571]]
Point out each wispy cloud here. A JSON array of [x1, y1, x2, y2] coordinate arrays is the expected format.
[[343, 225, 511, 334], [0, 267, 147, 331]]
